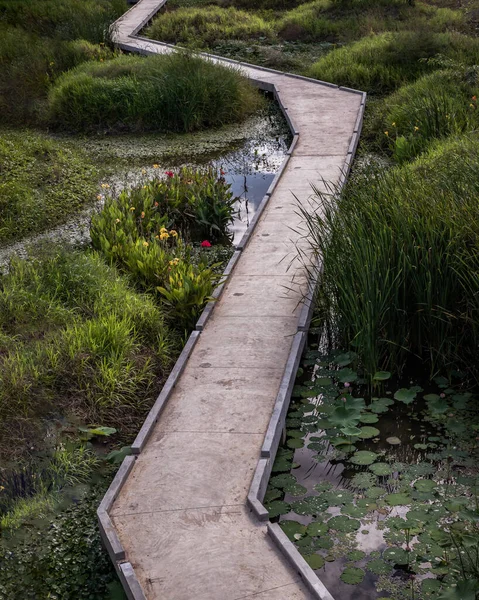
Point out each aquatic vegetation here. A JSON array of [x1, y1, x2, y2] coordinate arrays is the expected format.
[[48, 52, 262, 133]]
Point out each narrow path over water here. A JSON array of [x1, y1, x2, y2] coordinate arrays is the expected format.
[[100, 2, 365, 598]]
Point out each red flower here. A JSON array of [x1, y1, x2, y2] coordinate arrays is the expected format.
[[165, 171, 174, 178], [201, 240, 212, 248]]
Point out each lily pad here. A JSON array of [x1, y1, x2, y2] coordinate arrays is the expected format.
[[340, 426, 362, 437], [359, 426, 380, 439], [304, 554, 325, 569], [270, 474, 296, 489], [350, 450, 378, 465], [340, 567, 365, 585], [369, 462, 392, 476], [373, 371, 391, 381], [347, 550, 366, 561], [394, 388, 418, 404], [351, 472, 377, 489], [337, 367, 358, 383], [329, 406, 361, 428], [306, 521, 328, 537], [383, 547, 409, 565], [342, 504, 368, 518], [421, 579, 442, 594], [328, 515, 360, 533], [370, 397, 394, 413], [280, 520, 306, 541], [366, 486, 386, 499], [322, 489, 354, 506], [385, 493, 411, 506], [414, 479, 437, 493], [386, 436, 401, 445], [427, 396, 449, 414], [287, 438, 304, 449], [266, 500, 290, 518], [359, 412, 379, 424], [367, 559, 392, 575], [333, 352, 357, 367], [264, 488, 282, 503]]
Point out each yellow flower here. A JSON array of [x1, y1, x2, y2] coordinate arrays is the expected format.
[[384, 131, 389, 136], [96, 194, 102, 200], [49, 61, 55, 66], [143, 185, 147, 189], [101, 183, 110, 189], [143, 241, 149, 247], [141, 169, 147, 175], [160, 232, 169, 240], [391, 122, 396, 127], [130, 207, 135, 211], [414, 126, 419, 131], [153, 164, 159, 169], [160, 227, 168, 233], [115, 218, 120, 223], [141, 211, 145, 218], [155, 235, 159, 239], [470, 103, 475, 108], [169, 230, 178, 237]]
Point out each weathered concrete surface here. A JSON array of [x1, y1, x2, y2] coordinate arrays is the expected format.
[[105, 2, 364, 598]]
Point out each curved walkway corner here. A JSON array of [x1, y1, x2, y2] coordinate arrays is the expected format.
[[99, 3, 366, 599]]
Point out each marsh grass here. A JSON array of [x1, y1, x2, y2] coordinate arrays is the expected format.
[[0, 130, 99, 244], [48, 52, 262, 133], [304, 135, 479, 377]]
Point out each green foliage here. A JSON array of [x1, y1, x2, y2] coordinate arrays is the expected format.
[[146, 6, 275, 47], [0, 484, 122, 600], [308, 31, 479, 94], [304, 135, 479, 375], [48, 52, 262, 133], [0, 130, 98, 244]]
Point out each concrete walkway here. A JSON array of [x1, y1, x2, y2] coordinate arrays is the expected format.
[[104, 3, 364, 599]]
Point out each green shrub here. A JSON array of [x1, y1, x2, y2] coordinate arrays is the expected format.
[[383, 70, 479, 161], [147, 6, 274, 47], [48, 52, 262, 132], [308, 31, 479, 93], [305, 135, 479, 377], [0, 130, 99, 244]]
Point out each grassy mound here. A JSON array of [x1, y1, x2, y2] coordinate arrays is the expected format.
[[0, 130, 99, 244], [305, 134, 479, 375], [308, 31, 479, 93], [47, 52, 262, 132], [146, 6, 274, 46]]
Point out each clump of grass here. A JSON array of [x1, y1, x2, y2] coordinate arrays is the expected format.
[[304, 134, 479, 377], [146, 5, 275, 47], [308, 31, 479, 93], [0, 130, 99, 245], [0, 249, 178, 458], [48, 52, 262, 133]]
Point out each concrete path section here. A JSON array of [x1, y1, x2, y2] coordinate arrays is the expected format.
[[103, 3, 364, 599]]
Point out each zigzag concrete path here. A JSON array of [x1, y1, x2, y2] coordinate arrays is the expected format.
[[104, 3, 364, 598]]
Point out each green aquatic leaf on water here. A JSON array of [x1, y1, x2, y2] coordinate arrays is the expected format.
[[340, 426, 362, 437], [280, 520, 306, 541], [266, 500, 290, 518], [287, 438, 304, 449], [427, 396, 449, 414], [359, 412, 379, 424], [373, 371, 391, 381], [342, 504, 368, 518], [316, 537, 334, 550], [270, 474, 297, 489], [288, 430, 305, 439], [329, 406, 361, 428], [414, 443, 428, 450], [340, 567, 365, 585], [414, 479, 437, 492], [333, 351, 357, 367], [347, 550, 366, 561], [359, 426, 380, 439], [437, 579, 479, 600], [285, 483, 308, 496], [370, 397, 394, 413], [421, 579, 442, 594], [291, 496, 328, 516], [366, 486, 386, 499], [322, 489, 354, 506], [394, 388, 418, 404], [304, 554, 325, 569], [264, 488, 282, 503], [424, 393, 440, 402], [385, 492, 411, 506], [350, 450, 378, 465], [330, 436, 355, 447], [351, 472, 377, 489], [367, 559, 393, 575], [433, 376, 449, 388], [386, 436, 401, 445], [328, 515, 361, 532], [337, 367, 358, 383], [306, 521, 328, 537], [383, 547, 409, 564], [369, 462, 392, 476]]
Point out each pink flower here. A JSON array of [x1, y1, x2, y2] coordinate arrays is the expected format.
[[344, 382, 350, 388], [201, 240, 212, 248], [165, 171, 174, 178]]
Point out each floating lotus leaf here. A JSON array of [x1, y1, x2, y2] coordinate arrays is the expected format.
[[325, 555, 335, 562], [357, 498, 378, 511], [405, 463, 435, 477], [264, 488, 281, 503], [444, 497, 470, 512], [435, 579, 479, 600], [304, 554, 325, 570], [383, 547, 409, 564], [369, 462, 392, 476], [340, 426, 362, 437], [266, 500, 290, 518], [342, 395, 366, 411], [322, 489, 354, 506], [285, 483, 308, 497], [272, 456, 292, 473], [350, 450, 378, 465], [427, 396, 449, 414], [366, 486, 386, 499], [359, 412, 379, 424], [414, 479, 437, 493], [333, 352, 357, 367], [330, 436, 355, 447], [328, 515, 360, 533], [447, 420, 466, 435], [329, 406, 361, 428], [370, 398, 394, 413], [287, 438, 304, 449], [367, 559, 392, 575], [270, 474, 297, 489], [316, 537, 334, 550], [394, 388, 418, 404], [302, 415, 319, 424], [351, 472, 377, 489], [291, 496, 328, 516], [433, 376, 449, 387], [386, 436, 401, 445], [414, 443, 428, 450], [286, 418, 301, 427], [337, 367, 358, 383], [359, 426, 380, 439], [385, 492, 411, 506], [340, 567, 365, 585], [452, 393, 471, 409], [421, 579, 442, 594], [342, 504, 368, 518], [306, 521, 328, 537], [280, 520, 306, 541], [314, 481, 333, 493], [424, 393, 439, 402], [347, 550, 366, 561], [373, 371, 391, 381], [315, 377, 333, 387], [288, 430, 305, 439]]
